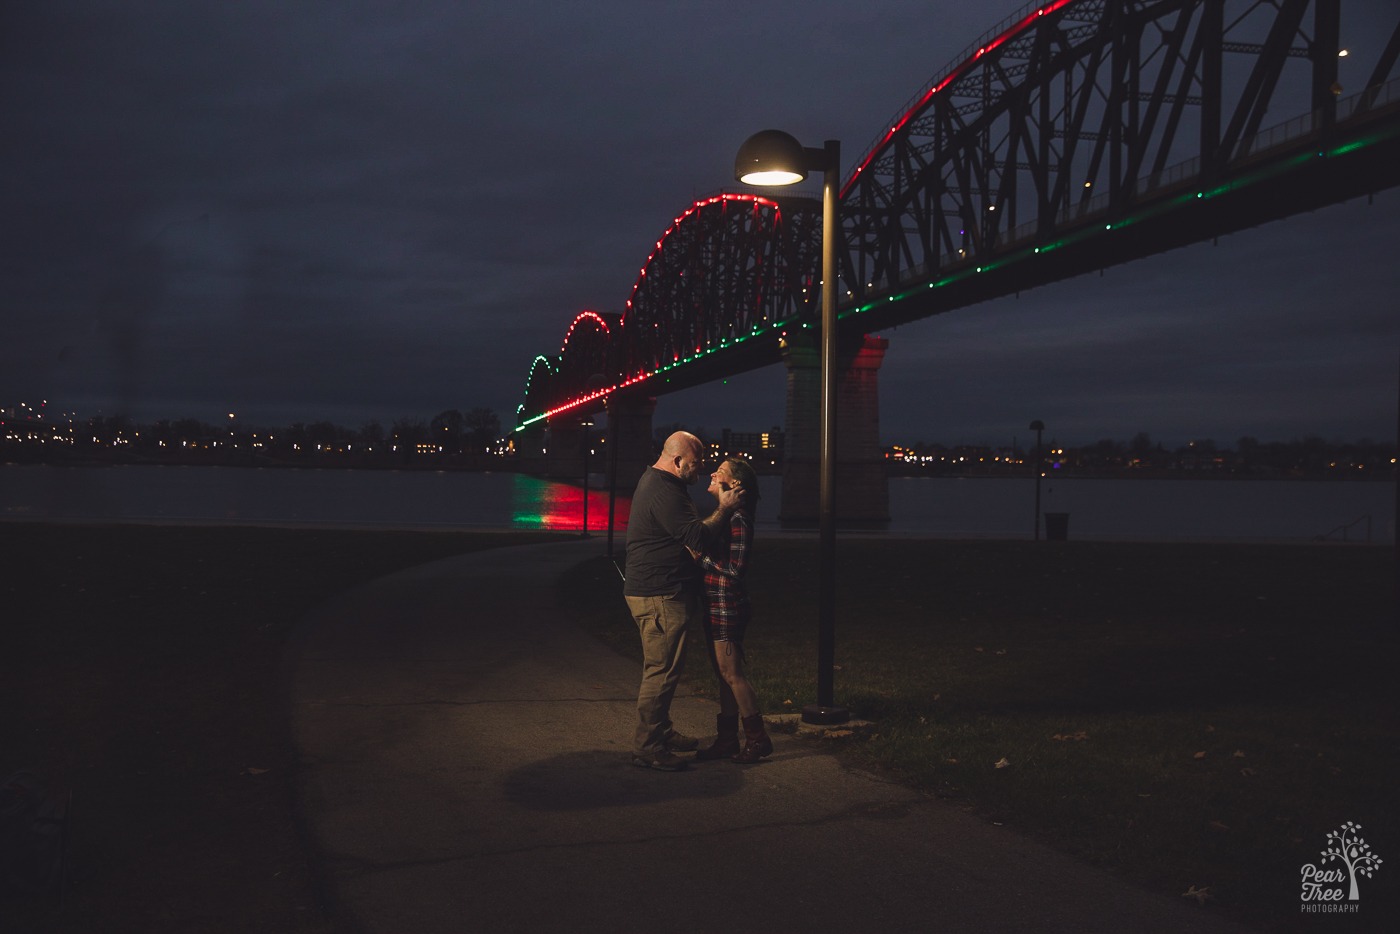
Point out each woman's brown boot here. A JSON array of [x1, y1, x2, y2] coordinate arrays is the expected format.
[[731, 714, 773, 763], [694, 714, 740, 760]]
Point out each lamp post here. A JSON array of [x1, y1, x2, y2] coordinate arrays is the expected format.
[[735, 130, 847, 725], [607, 417, 619, 559], [580, 418, 594, 538], [1030, 420, 1045, 541]]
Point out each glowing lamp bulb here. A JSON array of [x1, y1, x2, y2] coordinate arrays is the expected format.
[[739, 169, 804, 186]]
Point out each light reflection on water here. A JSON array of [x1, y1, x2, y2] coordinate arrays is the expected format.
[[509, 474, 628, 532], [0, 465, 632, 534], [0, 464, 1393, 542]]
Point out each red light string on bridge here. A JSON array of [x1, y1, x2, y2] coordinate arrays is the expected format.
[[624, 193, 783, 322], [619, 192, 785, 383], [516, 311, 610, 420], [560, 309, 610, 349], [843, 0, 1077, 199], [520, 193, 794, 428]]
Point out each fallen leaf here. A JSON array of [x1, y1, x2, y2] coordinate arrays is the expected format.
[[1209, 820, 1230, 832], [1193, 751, 1207, 760], [1239, 767, 1258, 777], [994, 648, 1007, 656], [974, 646, 986, 653], [1231, 749, 1246, 758], [994, 757, 1011, 769], [241, 767, 270, 776], [1051, 731, 1089, 741], [1181, 885, 1212, 904], [783, 699, 793, 706], [945, 758, 959, 765], [1204, 724, 1216, 732], [823, 729, 854, 739], [932, 693, 941, 702]]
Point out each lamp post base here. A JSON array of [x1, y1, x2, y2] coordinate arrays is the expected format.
[[800, 704, 850, 726]]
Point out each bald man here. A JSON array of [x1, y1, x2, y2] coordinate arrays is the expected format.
[[624, 431, 742, 771]]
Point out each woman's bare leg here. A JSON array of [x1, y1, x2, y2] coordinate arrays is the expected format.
[[713, 640, 760, 718]]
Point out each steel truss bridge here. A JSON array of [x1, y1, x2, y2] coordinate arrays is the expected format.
[[515, 0, 1400, 432]]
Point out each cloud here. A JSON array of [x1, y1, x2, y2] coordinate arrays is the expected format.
[[2, 0, 1397, 447]]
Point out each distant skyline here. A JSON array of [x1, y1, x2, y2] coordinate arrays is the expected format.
[[3, 1, 1398, 449], [7, 395, 1394, 453]]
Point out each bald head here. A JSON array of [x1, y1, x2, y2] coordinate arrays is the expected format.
[[654, 431, 705, 482]]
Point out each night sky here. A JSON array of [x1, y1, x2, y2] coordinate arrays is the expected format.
[[4, 0, 1398, 448]]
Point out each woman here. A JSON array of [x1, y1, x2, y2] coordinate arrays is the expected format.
[[692, 457, 772, 763]]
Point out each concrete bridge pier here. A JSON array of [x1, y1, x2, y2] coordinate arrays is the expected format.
[[605, 394, 657, 492], [780, 334, 890, 527], [513, 415, 597, 479], [512, 423, 549, 475]]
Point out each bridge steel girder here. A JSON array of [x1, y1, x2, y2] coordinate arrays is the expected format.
[[514, 0, 1400, 431], [515, 193, 823, 429], [839, 0, 1400, 320], [620, 194, 823, 379]]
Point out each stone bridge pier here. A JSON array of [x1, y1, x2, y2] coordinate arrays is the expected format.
[[513, 397, 656, 488], [604, 394, 657, 491], [780, 333, 890, 527], [513, 415, 596, 479], [516, 336, 890, 530]]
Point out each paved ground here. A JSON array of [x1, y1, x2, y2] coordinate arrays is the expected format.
[[283, 539, 1254, 933]]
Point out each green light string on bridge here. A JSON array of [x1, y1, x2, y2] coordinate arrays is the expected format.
[[518, 122, 1391, 430], [516, 355, 558, 418], [844, 126, 1389, 323]]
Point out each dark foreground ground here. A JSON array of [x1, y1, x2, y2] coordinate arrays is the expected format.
[[1, 523, 1396, 932], [2, 524, 564, 933]]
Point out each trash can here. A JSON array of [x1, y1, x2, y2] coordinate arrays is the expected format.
[[1044, 512, 1070, 541]]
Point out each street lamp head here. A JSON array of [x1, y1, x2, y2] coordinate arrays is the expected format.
[[735, 129, 808, 186], [1029, 419, 1044, 431]]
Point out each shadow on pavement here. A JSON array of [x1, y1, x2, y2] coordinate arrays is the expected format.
[[502, 749, 744, 810]]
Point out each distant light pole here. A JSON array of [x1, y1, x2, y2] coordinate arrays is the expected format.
[[580, 418, 595, 538], [1030, 419, 1045, 541], [735, 129, 847, 725], [607, 418, 619, 559]]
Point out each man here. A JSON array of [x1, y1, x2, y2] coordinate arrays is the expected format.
[[624, 431, 742, 771]]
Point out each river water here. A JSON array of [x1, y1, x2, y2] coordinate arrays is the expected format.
[[0, 464, 1393, 543]]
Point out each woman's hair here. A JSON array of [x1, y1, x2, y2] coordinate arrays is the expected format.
[[723, 457, 760, 511]]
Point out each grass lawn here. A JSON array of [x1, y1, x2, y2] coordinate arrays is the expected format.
[[565, 537, 1400, 933], [1, 522, 569, 933]]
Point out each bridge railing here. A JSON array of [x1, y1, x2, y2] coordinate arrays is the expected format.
[[1338, 72, 1400, 121]]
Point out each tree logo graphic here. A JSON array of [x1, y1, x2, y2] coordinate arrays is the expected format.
[[1300, 822, 1383, 909]]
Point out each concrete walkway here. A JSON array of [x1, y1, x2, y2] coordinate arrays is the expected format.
[[284, 539, 1253, 933]]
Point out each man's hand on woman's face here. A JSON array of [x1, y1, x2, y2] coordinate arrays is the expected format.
[[718, 483, 743, 511]]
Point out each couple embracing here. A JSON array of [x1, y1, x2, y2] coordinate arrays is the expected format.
[[623, 431, 772, 772]]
